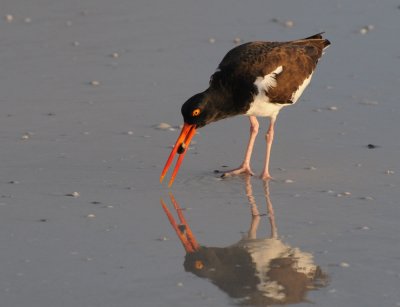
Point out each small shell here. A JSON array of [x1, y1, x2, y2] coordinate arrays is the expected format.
[[5, 14, 14, 22], [154, 123, 172, 130], [284, 20, 294, 28], [66, 192, 80, 197]]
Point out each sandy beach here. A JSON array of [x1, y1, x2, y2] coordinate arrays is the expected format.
[[1, 0, 399, 306]]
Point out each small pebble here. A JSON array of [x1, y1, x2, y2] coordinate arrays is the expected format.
[[340, 262, 350, 268], [5, 14, 14, 22], [21, 134, 30, 140], [110, 52, 119, 58], [284, 179, 294, 183], [359, 25, 374, 35], [87, 214, 96, 218], [157, 236, 169, 241], [208, 37, 216, 44], [90, 80, 100, 86], [367, 144, 378, 149], [177, 282, 184, 287], [154, 123, 172, 130], [385, 170, 395, 175], [343, 192, 352, 196], [233, 37, 242, 44], [39, 219, 47, 222], [358, 226, 370, 230], [8, 180, 19, 184], [284, 20, 294, 28], [305, 166, 317, 171], [125, 131, 134, 135], [66, 192, 80, 197], [328, 106, 338, 111]]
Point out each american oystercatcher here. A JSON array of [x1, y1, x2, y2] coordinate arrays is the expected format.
[[161, 33, 330, 186]]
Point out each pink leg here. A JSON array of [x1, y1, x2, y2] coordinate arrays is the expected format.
[[260, 116, 276, 180], [222, 116, 259, 178]]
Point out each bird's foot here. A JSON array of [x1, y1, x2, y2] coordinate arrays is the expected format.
[[259, 172, 273, 181], [221, 165, 255, 178]]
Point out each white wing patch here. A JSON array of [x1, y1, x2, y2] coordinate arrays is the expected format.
[[254, 66, 283, 92], [246, 66, 285, 118], [291, 72, 313, 103]]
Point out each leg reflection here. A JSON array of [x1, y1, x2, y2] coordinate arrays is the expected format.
[[160, 179, 328, 305]]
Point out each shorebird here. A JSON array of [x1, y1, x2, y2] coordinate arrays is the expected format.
[[160, 33, 330, 186]]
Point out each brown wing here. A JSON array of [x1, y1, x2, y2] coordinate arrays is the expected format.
[[217, 34, 329, 103]]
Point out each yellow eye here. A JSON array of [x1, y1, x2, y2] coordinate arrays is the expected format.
[[192, 108, 201, 117], [195, 260, 204, 270]]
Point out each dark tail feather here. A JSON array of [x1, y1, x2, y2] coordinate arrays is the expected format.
[[304, 32, 331, 48]]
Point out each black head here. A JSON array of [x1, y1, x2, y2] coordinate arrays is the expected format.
[[181, 93, 212, 128], [181, 91, 221, 128]]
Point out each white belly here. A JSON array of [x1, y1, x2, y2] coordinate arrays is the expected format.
[[246, 96, 288, 118]]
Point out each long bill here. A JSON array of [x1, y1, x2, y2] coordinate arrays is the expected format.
[[160, 123, 197, 187]]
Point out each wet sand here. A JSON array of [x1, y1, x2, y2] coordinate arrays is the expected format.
[[1, 0, 399, 306]]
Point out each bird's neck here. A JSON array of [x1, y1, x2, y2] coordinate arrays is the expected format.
[[202, 85, 251, 123]]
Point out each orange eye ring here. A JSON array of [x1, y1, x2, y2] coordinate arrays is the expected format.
[[192, 108, 201, 117], [194, 260, 204, 270]]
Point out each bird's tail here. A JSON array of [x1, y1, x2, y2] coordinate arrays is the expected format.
[[303, 32, 331, 49]]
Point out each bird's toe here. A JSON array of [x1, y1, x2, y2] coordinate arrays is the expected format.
[[221, 166, 255, 178]]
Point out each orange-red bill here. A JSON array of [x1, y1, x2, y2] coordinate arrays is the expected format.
[[160, 123, 196, 187]]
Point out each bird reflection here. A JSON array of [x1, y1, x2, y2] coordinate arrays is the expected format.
[[161, 177, 328, 305]]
